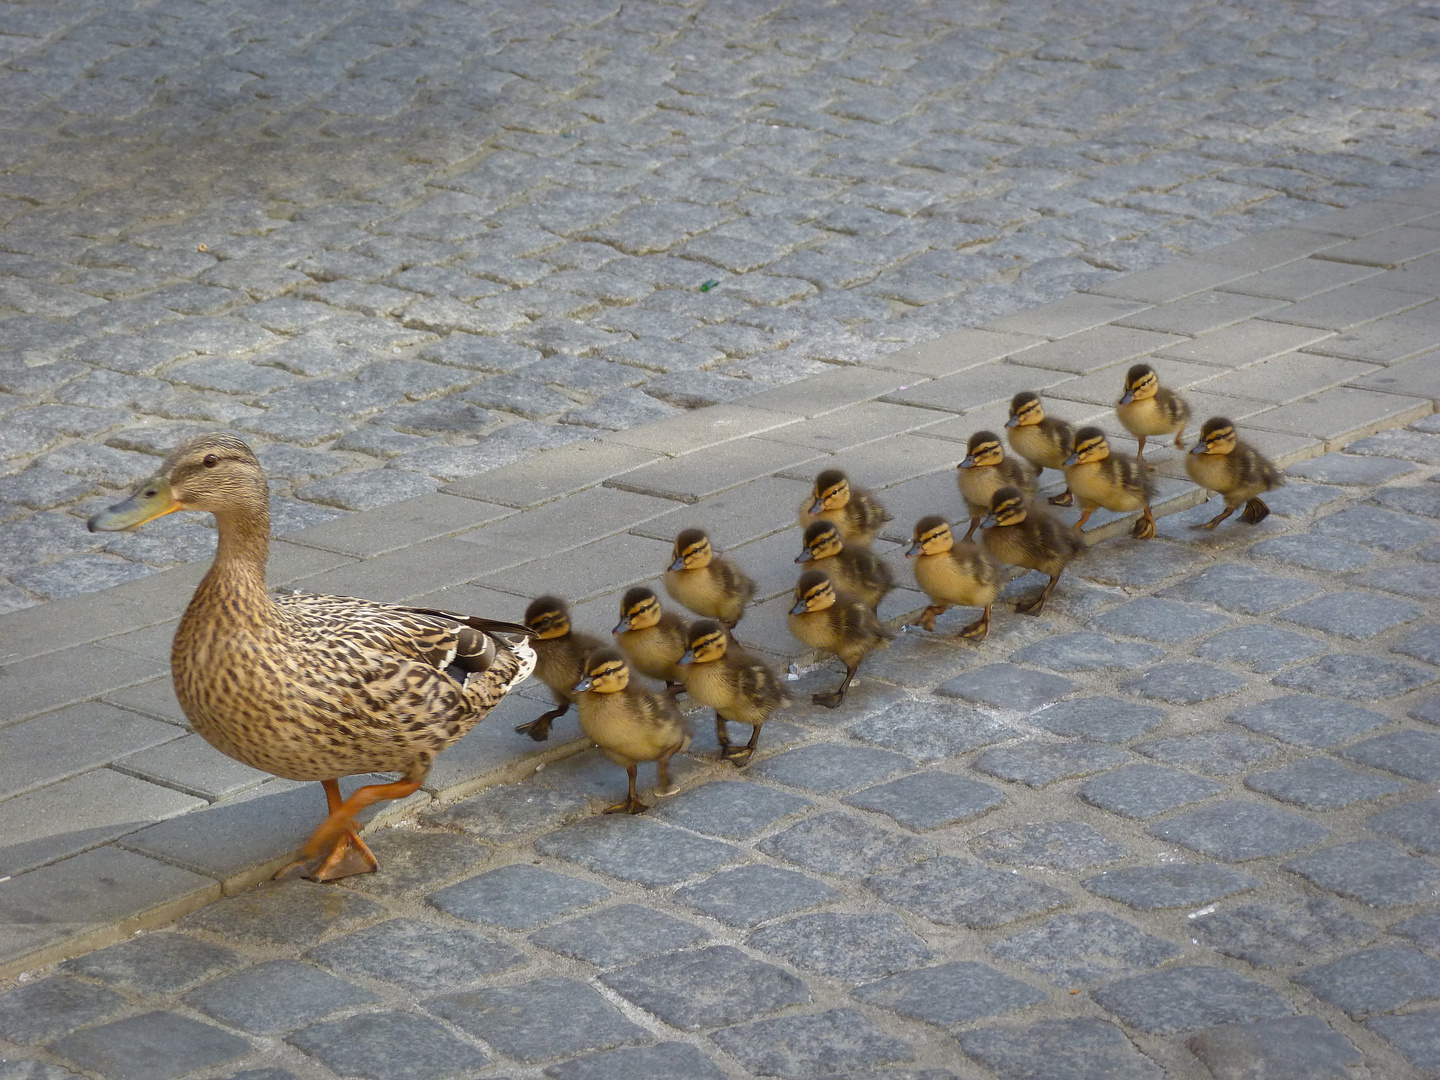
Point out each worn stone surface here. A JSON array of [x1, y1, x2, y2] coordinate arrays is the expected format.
[[853, 960, 1047, 1027], [1091, 966, 1293, 1035], [1185, 1016, 1362, 1080], [600, 945, 809, 1031], [286, 1011, 490, 1080], [429, 977, 650, 1063], [959, 1018, 1162, 1080], [1149, 800, 1330, 861], [1286, 840, 1440, 907], [987, 911, 1182, 987], [1191, 897, 1378, 968], [1083, 864, 1258, 909]]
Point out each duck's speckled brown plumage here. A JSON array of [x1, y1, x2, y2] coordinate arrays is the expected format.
[[89, 433, 535, 879]]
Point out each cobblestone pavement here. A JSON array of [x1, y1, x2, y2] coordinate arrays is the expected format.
[[3, 414, 1440, 1077], [4, 0, 1440, 609]]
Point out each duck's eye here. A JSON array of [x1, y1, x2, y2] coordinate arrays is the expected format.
[[203, 454, 218, 468]]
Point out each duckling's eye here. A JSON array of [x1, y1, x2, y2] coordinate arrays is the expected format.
[[202, 454, 218, 468]]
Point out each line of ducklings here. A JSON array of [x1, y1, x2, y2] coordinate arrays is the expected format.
[[514, 366, 1282, 814]]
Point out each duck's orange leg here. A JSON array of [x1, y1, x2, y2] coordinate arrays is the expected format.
[[276, 773, 425, 882]]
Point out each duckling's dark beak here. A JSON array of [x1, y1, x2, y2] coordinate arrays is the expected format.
[[678, 649, 695, 665], [1063, 452, 1080, 466], [1119, 389, 1136, 405], [1189, 442, 1207, 455], [979, 513, 999, 529], [1004, 415, 1020, 428], [87, 476, 182, 532], [809, 498, 825, 515], [788, 598, 808, 616], [905, 541, 923, 558], [611, 617, 631, 635], [572, 674, 594, 693], [794, 549, 810, 564], [958, 456, 975, 469], [668, 555, 687, 572]]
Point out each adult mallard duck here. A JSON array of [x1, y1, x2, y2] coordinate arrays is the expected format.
[[87, 433, 536, 882]]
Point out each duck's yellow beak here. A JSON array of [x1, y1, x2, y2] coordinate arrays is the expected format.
[[87, 477, 182, 533]]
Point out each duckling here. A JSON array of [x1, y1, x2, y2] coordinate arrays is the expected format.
[[1006, 391, 1076, 506], [799, 468, 892, 547], [677, 619, 789, 766], [1117, 363, 1191, 464], [905, 515, 1006, 641], [788, 569, 894, 708], [980, 486, 1084, 615], [1063, 426, 1158, 540], [1186, 416, 1283, 528], [572, 649, 690, 814], [957, 430, 1038, 540], [664, 528, 756, 629], [612, 586, 689, 695], [519, 596, 607, 742], [795, 520, 896, 613]]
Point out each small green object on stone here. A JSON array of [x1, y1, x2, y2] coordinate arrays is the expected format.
[[700, 279, 719, 292]]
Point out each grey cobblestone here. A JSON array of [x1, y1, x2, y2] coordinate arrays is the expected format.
[[3, 0, 1438, 609]]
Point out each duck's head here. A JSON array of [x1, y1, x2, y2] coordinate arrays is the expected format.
[[790, 569, 838, 615], [525, 596, 574, 639], [809, 468, 851, 515], [797, 520, 844, 564], [670, 528, 714, 572], [1064, 426, 1111, 467], [613, 586, 662, 634], [1007, 391, 1044, 429], [1119, 363, 1159, 406], [678, 619, 727, 666], [907, 515, 954, 558], [87, 433, 266, 533], [1192, 417, 1238, 456], [573, 649, 630, 693], [959, 431, 1004, 470], [981, 487, 1029, 529]]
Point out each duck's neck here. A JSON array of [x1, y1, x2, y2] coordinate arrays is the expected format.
[[197, 500, 275, 623]]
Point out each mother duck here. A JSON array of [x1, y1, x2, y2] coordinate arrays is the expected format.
[[89, 433, 536, 881]]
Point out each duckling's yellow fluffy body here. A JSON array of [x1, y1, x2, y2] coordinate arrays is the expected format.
[[788, 570, 893, 707], [521, 597, 607, 742], [1116, 363, 1191, 462], [573, 650, 689, 814], [799, 468, 891, 547], [958, 431, 1037, 539], [796, 520, 895, 613], [1063, 426, 1157, 540], [678, 620, 788, 765], [906, 515, 1005, 641], [612, 587, 688, 692], [1006, 391, 1075, 506], [980, 486, 1084, 615], [1186, 417, 1283, 527], [664, 528, 755, 628]]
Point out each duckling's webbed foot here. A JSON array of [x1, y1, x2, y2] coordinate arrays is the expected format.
[[1016, 575, 1062, 616], [722, 726, 760, 766], [813, 665, 857, 708], [909, 604, 946, 633], [1193, 506, 1235, 530], [605, 765, 650, 813], [664, 681, 684, 698], [516, 704, 567, 742], [1048, 490, 1074, 507], [1241, 497, 1270, 524], [957, 606, 991, 642], [1131, 508, 1156, 540]]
